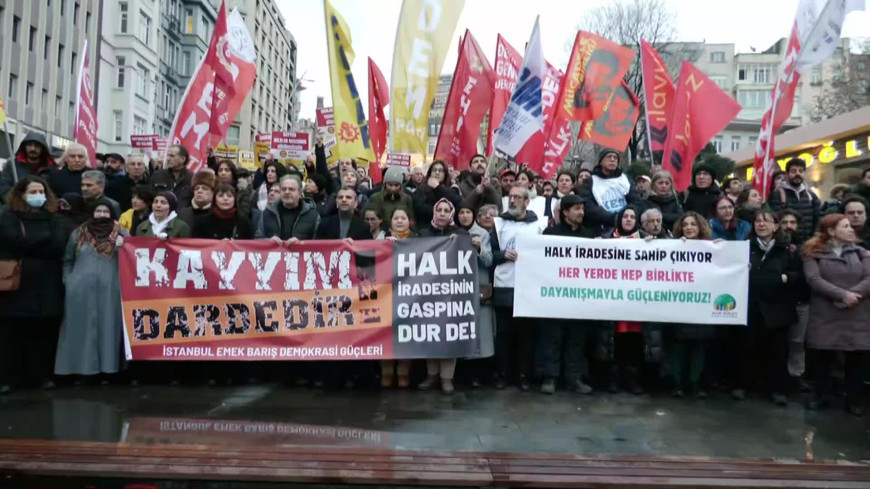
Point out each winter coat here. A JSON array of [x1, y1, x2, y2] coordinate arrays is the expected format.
[[576, 165, 643, 231], [192, 211, 254, 240], [644, 193, 683, 231], [236, 184, 255, 222], [709, 218, 751, 241], [54, 227, 128, 375], [491, 210, 541, 306], [769, 182, 821, 244], [315, 214, 372, 241], [150, 169, 194, 209], [412, 184, 461, 230], [0, 208, 68, 320], [681, 184, 722, 217], [48, 167, 85, 197], [255, 198, 320, 240], [748, 239, 801, 328], [105, 174, 149, 213], [736, 205, 760, 225], [0, 132, 55, 201], [459, 174, 500, 210], [804, 245, 870, 351], [365, 191, 416, 226], [852, 182, 870, 203], [135, 216, 191, 238], [323, 191, 369, 217], [177, 204, 211, 230]]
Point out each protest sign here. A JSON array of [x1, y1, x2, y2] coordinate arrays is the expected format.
[[238, 150, 256, 170], [254, 133, 271, 165], [213, 144, 239, 164], [316, 107, 337, 150], [513, 235, 749, 325], [131, 135, 157, 154], [120, 236, 484, 361], [386, 153, 412, 167], [271, 131, 310, 160]]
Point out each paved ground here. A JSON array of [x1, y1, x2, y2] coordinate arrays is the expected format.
[[0, 383, 868, 461]]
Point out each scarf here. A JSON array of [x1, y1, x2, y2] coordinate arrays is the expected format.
[[757, 237, 775, 260], [77, 218, 121, 257], [257, 183, 269, 211], [213, 206, 237, 220], [431, 197, 455, 230], [149, 211, 178, 239], [613, 229, 640, 239], [391, 228, 411, 239]]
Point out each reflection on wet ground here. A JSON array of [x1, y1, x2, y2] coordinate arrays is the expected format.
[[0, 384, 868, 460]]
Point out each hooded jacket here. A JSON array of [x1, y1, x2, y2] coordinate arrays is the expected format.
[[255, 197, 320, 240], [577, 150, 642, 231], [0, 132, 55, 200]]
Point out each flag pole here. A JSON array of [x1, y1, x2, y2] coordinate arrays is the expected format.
[[639, 40, 656, 166], [2, 120, 17, 182]]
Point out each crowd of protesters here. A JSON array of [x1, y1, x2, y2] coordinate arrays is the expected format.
[[0, 132, 868, 417]]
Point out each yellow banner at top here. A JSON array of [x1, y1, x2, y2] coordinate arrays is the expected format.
[[389, 0, 464, 157], [324, 0, 374, 163]]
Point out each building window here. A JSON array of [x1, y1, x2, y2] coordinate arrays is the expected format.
[[710, 76, 728, 89], [7, 75, 15, 99], [28, 26, 36, 51], [71, 53, 77, 74], [858, 61, 867, 70], [86, 12, 91, 34], [58, 44, 64, 68], [117, 56, 126, 87], [200, 16, 209, 39], [811, 67, 821, 84], [185, 8, 194, 33], [730, 136, 741, 152], [709, 51, 725, 63], [136, 65, 149, 98], [44, 36, 51, 59], [713, 136, 724, 153], [737, 89, 768, 109], [754, 65, 771, 84], [25, 82, 33, 104], [12, 16, 20, 43], [134, 116, 147, 135], [114, 111, 123, 142], [182, 51, 191, 75], [41, 89, 47, 111], [55, 96, 61, 117], [119, 3, 128, 33], [748, 136, 758, 147], [227, 126, 240, 146], [139, 11, 151, 45]]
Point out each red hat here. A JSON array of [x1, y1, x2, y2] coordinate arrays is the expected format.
[[499, 168, 517, 179]]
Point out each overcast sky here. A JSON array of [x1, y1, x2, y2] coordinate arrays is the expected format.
[[278, 0, 869, 121]]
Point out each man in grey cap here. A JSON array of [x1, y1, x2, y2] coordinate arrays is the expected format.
[[365, 166, 416, 225]]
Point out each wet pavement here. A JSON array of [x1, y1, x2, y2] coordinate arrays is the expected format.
[[0, 383, 868, 461]]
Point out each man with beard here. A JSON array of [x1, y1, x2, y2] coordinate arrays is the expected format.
[[103, 153, 126, 179], [49, 144, 90, 197], [106, 154, 150, 212], [843, 195, 869, 249], [777, 209, 812, 385], [366, 166, 415, 226], [491, 184, 543, 391], [497, 168, 516, 210], [769, 158, 820, 244], [459, 154, 500, 210], [640, 208, 671, 239], [722, 177, 743, 204], [577, 148, 643, 231], [0, 132, 55, 200], [537, 194, 598, 395], [81, 170, 121, 217]]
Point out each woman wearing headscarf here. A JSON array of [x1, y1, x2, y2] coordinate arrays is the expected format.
[[417, 198, 468, 394], [119, 185, 155, 234], [55, 198, 128, 378], [709, 195, 751, 241], [379, 206, 417, 388], [193, 184, 254, 240], [601, 205, 645, 393], [135, 191, 191, 238], [0, 176, 69, 393], [667, 212, 717, 398], [803, 214, 870, 416], [412, 161, 461, 230]]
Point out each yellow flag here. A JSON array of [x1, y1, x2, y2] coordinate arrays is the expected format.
[[0, 93, 6, 126], [324, 0, 374, 162], [389, 0, 464, 157]]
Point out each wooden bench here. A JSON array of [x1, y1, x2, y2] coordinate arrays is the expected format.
[[0, 439, 868, 488]]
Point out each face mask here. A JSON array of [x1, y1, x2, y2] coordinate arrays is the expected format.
[[26, 194, 46, 208]]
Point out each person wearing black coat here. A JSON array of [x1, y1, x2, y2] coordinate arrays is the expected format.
[[412, 161, 461, 230], [192, 185, 254, 240], [48, 144, 90, 197], [576, 149, 644, 232], [0, 176, 69, 394], [737, 210, 802, 406], [681, 163, 722, 217], [314, 187, 372, 241], [644, 171, 683, 231]]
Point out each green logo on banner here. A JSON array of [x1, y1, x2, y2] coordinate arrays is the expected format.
[[713, 294, 737, 311]]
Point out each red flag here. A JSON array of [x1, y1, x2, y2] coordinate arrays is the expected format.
[[207, 5, 257, 149], [73, 39, 97, 167], [515, 62, 564, 173], [434, 30, 495, 171], [639, 40, 675, 153], [555, 31, 635, 122], [485, 35, 522, 156], [662, 61, 741, 192], [753, 23, 801, 199], [368, 57, 389, 164], [578, 80, 640, 150]]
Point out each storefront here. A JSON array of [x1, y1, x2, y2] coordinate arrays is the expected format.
[[724, 106, 870, 198]]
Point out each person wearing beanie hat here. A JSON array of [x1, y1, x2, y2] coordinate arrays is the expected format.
[[365, 166, 416, 228], [576, 148, 643, 231], [177, 169, 216, 229], [135, 190, 190, 238], [538, 193, 597, 395], [681, 163, 722, 217]]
